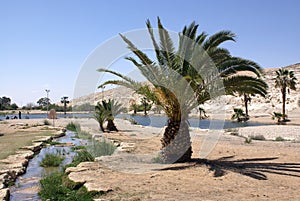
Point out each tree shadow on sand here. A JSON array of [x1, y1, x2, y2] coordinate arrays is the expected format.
[[159, 156, 300, 180]]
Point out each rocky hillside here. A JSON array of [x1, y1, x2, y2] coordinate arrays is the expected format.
[[72, 63, 300, 116]]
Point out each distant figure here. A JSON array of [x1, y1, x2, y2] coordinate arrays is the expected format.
[[13, 116, 18, 119], [19, 111, 22, 119], [5, 116, 9, 120]]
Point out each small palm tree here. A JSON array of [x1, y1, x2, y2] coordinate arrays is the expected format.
[[98, 18, 267, 163], [274, 68, 297, 121], [271, 112, 286, 123], [102, 99, 126, 132], [94, 102, 108, 132], [94, 99, 126, 132], [231, 108, 247, 122]]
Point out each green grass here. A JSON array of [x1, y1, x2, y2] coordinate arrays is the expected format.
[[39, 135, 113, 200], [39, 172, 96, 201], [152, 155, 164, 163], [72, 145, 86, 151], [64, 149, 95, 171], [77, 130, 92, 140], [40, 153, 65, 167], [87, 139, 116, 158], [43, 141, 62, 146], [66, 122, 81, 132]]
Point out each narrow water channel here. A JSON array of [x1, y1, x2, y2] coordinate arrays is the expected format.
[[9, 131, 89, 201]]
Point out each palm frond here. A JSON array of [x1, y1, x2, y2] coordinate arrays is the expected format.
[[203, 30, 236, 51]]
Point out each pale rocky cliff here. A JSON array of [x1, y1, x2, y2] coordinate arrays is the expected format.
[[72, 63, 300, 116]]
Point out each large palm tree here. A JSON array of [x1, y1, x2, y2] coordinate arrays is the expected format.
[[275, 68, 297, 120], [98, 18, 267, 163]]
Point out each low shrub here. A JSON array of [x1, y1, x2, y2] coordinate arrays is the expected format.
[[39, 172, 95, 201], [64, 149, 95, 171], [275, 136, 285, 141], [244, 137, 252, 144], [77, 130, 92, 140], [66, 122, 81, 132], [43, 119, 50, 125], [152, 155, 164, 163], [40, 153, 65, 167], [87, 139, 116, 158], [249, 135, 266, 141]]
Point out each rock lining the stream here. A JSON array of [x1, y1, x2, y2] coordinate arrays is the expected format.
[[0, 129, 66, 201]]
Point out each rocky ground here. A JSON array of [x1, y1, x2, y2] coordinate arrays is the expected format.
[[66, 118, 300, 201], [1, 116, 300, 200]]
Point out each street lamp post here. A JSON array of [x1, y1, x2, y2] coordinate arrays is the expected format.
[[45, 89, 50, 118]]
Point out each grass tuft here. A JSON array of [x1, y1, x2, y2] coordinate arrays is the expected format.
[[244, 137, 252, 144], [249, 135, 266, 141], [275, 136, 285, 141], [39, 172, 95, 201], [40, 153, 65, 167], [87, 139, 116, 158], [66, 122, 81, 132]]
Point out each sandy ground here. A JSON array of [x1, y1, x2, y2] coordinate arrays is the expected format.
[[1, 116, 300, 200]]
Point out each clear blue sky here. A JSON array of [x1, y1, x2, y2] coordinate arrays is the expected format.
[[1, 0, 299, 106]]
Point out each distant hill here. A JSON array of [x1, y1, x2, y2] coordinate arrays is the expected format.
[[72, 63, 300, 115]]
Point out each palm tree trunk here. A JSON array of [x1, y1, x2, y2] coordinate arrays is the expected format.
[[160, 119, 192, 163], [99, 122, 105, 132], [107, 119, 118, 132], [244, 94, 249, 118], [282, 88, 286, 120]]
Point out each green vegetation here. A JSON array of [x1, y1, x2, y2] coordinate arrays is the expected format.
[[72, 145, 86, 151], [0, 96, 19, 110], [43, 141, 62, 146], [271, 112, 287, 123], [39, 172, 96, 201], [40, 153, 65, 167], [74, 130, 92, 140], [275, 136, 285, 141], [231, 108, 248, 122], [43, 119, 50, 125], [249, 135, 266, 141], [129, 102, 152, 114], [39, 134, 115, 200], [66, 122, 81, 132], [129, 98, 152, 115], [274, 68, 297, 121], [152, 155, 164, 163], [87, 139, 116, 158], [98, 18, 267, 163], [94, 99, 126, 132], [244, 137, 252, 144]]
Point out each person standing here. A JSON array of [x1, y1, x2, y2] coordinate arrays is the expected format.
[[19, 111, 21, 119]]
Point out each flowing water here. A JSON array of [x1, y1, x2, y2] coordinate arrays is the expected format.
[[9, 131, 89, 201]]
